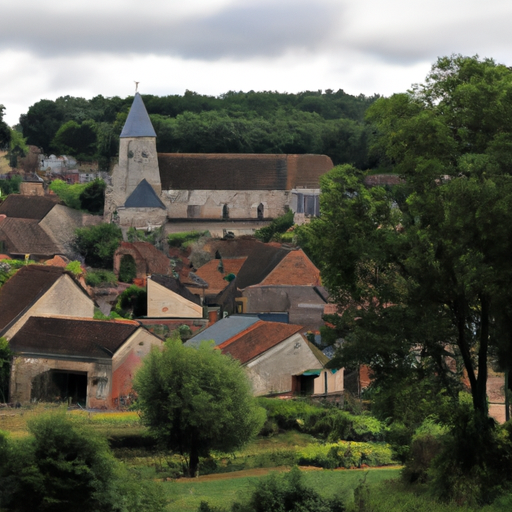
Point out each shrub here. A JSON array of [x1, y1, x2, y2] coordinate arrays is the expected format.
[[64, 260, 83, 276], [85, 269, 118, 287], [74, 223, 123, 268], [254, 210, 294, 243], [114, 285, 147, 318], [49, 179, 87, 210], [79, 179, 105, 214], [119, 254, 137, 283], [168, 231, 209, 249]]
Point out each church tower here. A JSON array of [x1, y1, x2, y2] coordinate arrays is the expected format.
[[105, 93, 164, 222]]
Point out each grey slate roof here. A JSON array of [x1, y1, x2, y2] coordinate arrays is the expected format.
[[120, 93, 157, 138], [124, 179, 165, 208], [185, 315, 261, 348]]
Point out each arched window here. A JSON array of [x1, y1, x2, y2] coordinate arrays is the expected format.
[[222, 204, 229, 220], [257, 203, 264, 220]]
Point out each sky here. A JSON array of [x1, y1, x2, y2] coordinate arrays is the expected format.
[[2, 0, 512, 126]]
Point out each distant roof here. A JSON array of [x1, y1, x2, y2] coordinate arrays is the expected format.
[[0, 218, 61, 256], [0, 266, 69, 335], [0, 195, 61, 220], [125, 179, 165, 208], [120, 93, 157, 138], [186, 257, 247, 295], [9, 317, 140, 359], [185, 315, 261, 347], [218, 321, 304, 364], [260, 250, 321, 286], [157, 154, 334, 191], [150, 274, 201, 305]]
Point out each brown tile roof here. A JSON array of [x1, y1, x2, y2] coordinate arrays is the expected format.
[[150, 274, 201, 305], [218, 321, 304, 364], [9, 317, 140, 358], [0, 195, 61, 220], [157, 154, 333, 191], [0, 217, 61, 256], [0, 265, 68, 334], [187, 257, 246, 295], [115, 242, 170, 275], [260, 250, 321, 286]]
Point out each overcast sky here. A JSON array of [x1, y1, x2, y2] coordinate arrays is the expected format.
[[1, 0, 512, 126]]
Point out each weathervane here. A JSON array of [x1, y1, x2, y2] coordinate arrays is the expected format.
[[134, 81, 140, 93]]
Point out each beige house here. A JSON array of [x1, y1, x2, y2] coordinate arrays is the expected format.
[[0, 265, 94, 340], [9, 317, 163, 408], [147, 274, 202, 318]]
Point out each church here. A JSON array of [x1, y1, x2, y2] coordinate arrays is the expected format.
[[104, 93, 334, 229]]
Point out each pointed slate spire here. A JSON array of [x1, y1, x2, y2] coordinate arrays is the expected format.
[[120, 93, 157, 138], [125, 179, 165, 208]]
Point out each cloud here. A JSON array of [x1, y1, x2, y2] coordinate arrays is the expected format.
[[1, 0, 343, 60]]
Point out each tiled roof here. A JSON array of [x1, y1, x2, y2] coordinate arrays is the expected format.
[[116, 242, 170, 275], [158, 154, 333, 191], [150, 274, 201, 305], [0, 265, 67, 334], [260, 250, 321, 286], [186, 257, 246, 295], [218, 321, 304, 364], [120, 93, 157, 138], [0, 217, 61, 256], [125, 179, 165, 208], [0, 195, 61, 220], [234, 244, 290, 289], [185, 315, 261, 347], [9, 317, 140, 358]]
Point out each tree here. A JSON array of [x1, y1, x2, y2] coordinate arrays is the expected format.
[[51, 120, 97, 160], [0, 105, 10, 149], [73, 223, 123, 268], [134, 338, 265, 476], [0, 337, 11, 403], [79, 179, 106, 214]]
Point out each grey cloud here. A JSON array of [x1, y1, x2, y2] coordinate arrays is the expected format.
[[0, 1, 344, 60]]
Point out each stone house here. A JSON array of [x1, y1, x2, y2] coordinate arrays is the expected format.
[[104, 93, 334, 228], [0, 265, 94, 340], [113, 241, 171, 280], [0, 195, 101, 260], [147, 274, 202, 318], [189, 318, 342, 397], [8, 317, 163, 408]]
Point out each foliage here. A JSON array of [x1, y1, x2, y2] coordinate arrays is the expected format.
[[225, 467, 347, 512], [134, 338, 266, 476], [51, 119, 98, 159], [0, 337, 11, 403], [258, 398, 384, 443], [167, 230, 209, 248], [7, 129, 28, 168], [85, 269, 118, 287], [0, 412, 166, 511], [118, 254, 137, 283], [64, 260, 83, 276], [126, 226, 165, 250], [254, 210, 294, 243], [79, 179, 106, 214], [113, 285, 147, 318], [49, 179, 88, 210], [74, 223, 123, 268], [0, 104, 10, 148], [0, 175, 22, 196]]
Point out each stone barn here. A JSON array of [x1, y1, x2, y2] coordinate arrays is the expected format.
[[9, 317, 163, 408]]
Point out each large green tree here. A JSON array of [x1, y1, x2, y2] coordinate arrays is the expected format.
[[306, 55, 512, 419], [0, 105, 10, 149], [73, 223, 123, 268], [134, 338, 265, 476]]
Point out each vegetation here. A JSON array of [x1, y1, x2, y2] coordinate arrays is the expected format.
[[49, 179, 105, 214], [85, 269, 118, 287], [74, 223, 123, 268], [118, 254, 137, 283], [134, 338, 266, 476], [254, 210, 294, 243], [167, 230, 209, 249], [113, 285, 147, 318], [0, 337, 11, 403], [0, 175, 22, 197]]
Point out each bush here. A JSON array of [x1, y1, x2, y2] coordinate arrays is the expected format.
[[74, 223, 123, 268], [168, 231, 209, 249], [0, 176, 22, 196], [114, 285, 147, 318], [85, 269, 118, 287], [254, 210, 294, 243], [49, 179, 87, 210], [79, 179, 105, 214], [119, 254, 137, 283]]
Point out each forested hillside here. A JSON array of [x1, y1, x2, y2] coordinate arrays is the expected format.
[[18, 90, 379, 169]]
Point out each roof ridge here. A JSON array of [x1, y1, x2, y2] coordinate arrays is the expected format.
[[216, 319, 265, 350]]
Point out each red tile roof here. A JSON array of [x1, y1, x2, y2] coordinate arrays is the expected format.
[[187, 257, 246, 295], [260, 250, 321, 286], [218, 321, 304, 364]]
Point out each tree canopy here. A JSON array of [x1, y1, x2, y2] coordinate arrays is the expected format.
[[73, 223, 123, 268], [134, 338, 265, 476], [304, 56, 512, 419]]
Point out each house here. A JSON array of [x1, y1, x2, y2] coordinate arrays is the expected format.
[[104, 93, 333, 228], [147, 274, 202, 318], [0, 195, 101, 260], [186, 317, 343, 398], [8, 316, 163, 408], [0, 265, 94, 339]]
